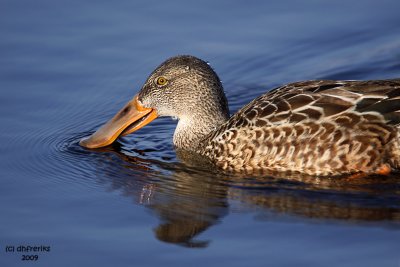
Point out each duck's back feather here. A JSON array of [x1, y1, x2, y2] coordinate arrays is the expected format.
[[237, 79, 400, 127], [201, 79, 400, 175]]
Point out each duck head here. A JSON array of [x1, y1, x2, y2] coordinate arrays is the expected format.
[[80, 55, 229, 149]]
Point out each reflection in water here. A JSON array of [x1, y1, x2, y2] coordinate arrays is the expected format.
[[84, 143, 228, 248], [75, 141, 400, 248], [149, 170, 228, 248]]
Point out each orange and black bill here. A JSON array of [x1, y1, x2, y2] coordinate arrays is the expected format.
[[79, 95, 157, 148]]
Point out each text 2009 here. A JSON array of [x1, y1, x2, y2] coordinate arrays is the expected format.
[[22, 255, 38, 261]]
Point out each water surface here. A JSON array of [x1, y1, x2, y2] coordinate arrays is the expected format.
[[1, 0, 400, 266]]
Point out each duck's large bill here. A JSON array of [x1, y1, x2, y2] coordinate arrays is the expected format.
[[80, 95, 158, 148]]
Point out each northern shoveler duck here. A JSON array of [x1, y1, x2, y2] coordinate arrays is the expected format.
[[80, 55, 400, 176]]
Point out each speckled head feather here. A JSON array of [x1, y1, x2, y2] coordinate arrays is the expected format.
[[137, 55, 230, 149], [81, 55, 400, 176]]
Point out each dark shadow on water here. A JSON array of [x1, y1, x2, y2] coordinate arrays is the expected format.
[[69, 140, 400, 248]]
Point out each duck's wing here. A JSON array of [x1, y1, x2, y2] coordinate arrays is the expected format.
[[226, 79, 400, 129]]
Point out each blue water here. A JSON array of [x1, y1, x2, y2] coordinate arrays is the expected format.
[[1, 0, 400, 266]]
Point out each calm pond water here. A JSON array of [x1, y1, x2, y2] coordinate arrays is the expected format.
[[1, 0, 400, 266]]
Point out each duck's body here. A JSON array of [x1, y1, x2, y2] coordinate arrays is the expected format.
[[80, 55, 400, 176], [200, 80, 400, 175]]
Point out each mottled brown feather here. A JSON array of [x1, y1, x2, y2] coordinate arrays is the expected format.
[[201, 79, 400, 175]]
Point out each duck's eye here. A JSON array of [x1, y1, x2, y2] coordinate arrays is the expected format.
[[156, 77, 168, 86]]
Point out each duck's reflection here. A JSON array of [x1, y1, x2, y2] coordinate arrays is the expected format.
[[87, 143, 400, 248], [149, 170, 228, 248]]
